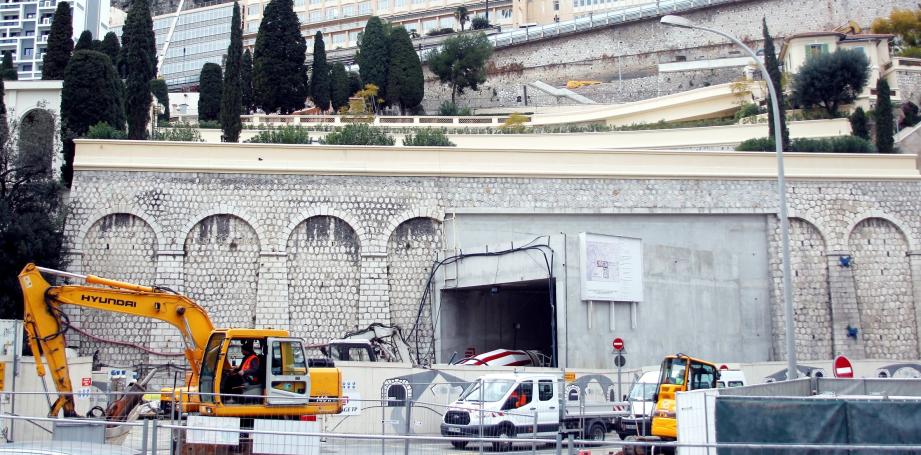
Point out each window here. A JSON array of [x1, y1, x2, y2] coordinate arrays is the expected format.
[[325, 7, 337, 19], [248, 3, 261, 15], [332, 33, 345, 44], [538, 380, 554, 401], [358, 1, 371, 14], [423, 18, 436, 31], [297, 13, 307, 22], [500, 8, 511, 19], [378, 0, 388, 9], [412, 0, 423, 5], [309, 10, 322, 21], [23, 47, 32, 56], [553, 0, 559, 10], [247, 21, 259, 31], [294, 0, 305, 6], [502, 381, 533, 410], [394, 0, 405, 7], [25, 30, 33, 36], [310, 0, 321, 5], [439, 16, 454, 29], [806, 43, 829, 60], [689, 362, 717, 390], [348, 30, 360, 43], [341, 4, 353, 16]]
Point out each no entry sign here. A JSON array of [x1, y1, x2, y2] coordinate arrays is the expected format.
[[833, 355, 854, 378], [612, 338, 624, 351]]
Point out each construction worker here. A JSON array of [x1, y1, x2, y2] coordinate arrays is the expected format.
[[229, 339, 263, 403]]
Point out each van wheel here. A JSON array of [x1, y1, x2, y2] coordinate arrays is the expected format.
[[491, 425, 515, 451], [450, 441, 468, 449], [585, 421, 606, 441]]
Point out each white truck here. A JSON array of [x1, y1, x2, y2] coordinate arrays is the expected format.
[[440, 372, 628, 450]]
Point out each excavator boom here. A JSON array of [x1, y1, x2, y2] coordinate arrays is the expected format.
[[18, 263, 215, 417]]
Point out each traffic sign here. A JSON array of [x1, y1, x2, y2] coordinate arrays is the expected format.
[[612, 338, 624, 351], [719, 364, 729, 371], [614, 354, 626, 368], [833, 355, 854, 378]]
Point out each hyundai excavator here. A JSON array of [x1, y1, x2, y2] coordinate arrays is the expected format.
[[18, 263, 343, 422]]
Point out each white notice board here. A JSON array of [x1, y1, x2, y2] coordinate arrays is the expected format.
[[578, 233, 643, 302]]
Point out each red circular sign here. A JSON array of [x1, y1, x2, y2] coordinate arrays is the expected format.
[[833, 355, 854, 378], [612, 338, 624, 351], [719, 364, 729, 371]]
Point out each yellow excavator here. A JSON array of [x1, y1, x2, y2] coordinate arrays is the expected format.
[[624, 353, 720, 455], [18, 263, 343, 421]]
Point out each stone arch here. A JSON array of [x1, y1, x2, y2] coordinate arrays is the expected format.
[[17, 108, 55, 177], [848, 217, 918, 359], [782, 218, 833, 361], [73, 207, 165, 252], [387, 217, 443, 364], [183, 214, 261, 328], [79, 213, 159, 367], [845, 212, 916, 252], [180, 207, 268, 253], [280, 207, 368, 253], [286, 215, 361, 344]]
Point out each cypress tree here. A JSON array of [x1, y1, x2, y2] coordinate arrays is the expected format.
[[241, 49, 253, 114], [876, 79, 895, 153], [74, 30, 93, 51], [849, 107, 870, 140], [1, 52, 16, 80], [356, 16, 389, 106], [122, 0, 157, 139], [762, 18, 789, 151], [150, 78, 169, 122], [42, 1, 73, 80], [386, 26, 423, 114], [253, 0, 308, 114], [198, 63, 222, 122], [310, 31, 330, 111], [100, 31, 120, 63], [220, 1, 243, 142], [60, 50, 123, 186], [329, 63, 349, 112], [347, 71, 362, 96]]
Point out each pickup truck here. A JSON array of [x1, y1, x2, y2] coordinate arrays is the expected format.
[[440, 372, 628, 450]]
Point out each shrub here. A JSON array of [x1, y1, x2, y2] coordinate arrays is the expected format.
[[437, 101, 472, 116], [471, 17, 490, 30], [849, 107, 870, 140], [426, 28, 455, 36], [246, 125, 312, 144], [84, 121, 127, 139], [736, 136, 876, 153], [791, 49, 869, 117], [198, 120, 221, 129], [734, 102, 760, 120], [402, 128, 455, 146], [152, 122, 204, 142], [900, 101, 920, 129], [500, 113, 529, 133], [322, 123, 395, 145]]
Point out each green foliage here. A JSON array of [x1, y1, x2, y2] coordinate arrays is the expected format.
[[762, 18, 789, 151], [198, 63, 222, 122], [356, 17, 390, 107], [310, 31, 330, 111], [149, 79, 169, 122], [427, 32, 493, 103], [152, 121, 204, 141], [100, 32, 120, 62], [60, 50, 123, 186], [329, 63, 350, 112], [426, 28, 455, 36], [875, 79, 895, 153], [402, 128, 455, 146], [253, 0, 308, 114], [85, 121, 127, 139], [437, 101, 471, 116], [849, 107, 870, 140], [197, 119, 221, 129], [901, 101, 920, 129], [42, 1, 73, 80], [246, 125, 312, 143], [74, 30, 93, 51], [500, 113, 529, 133], [241, 49, 254, 114], [471, 16, 490, 30], [736, 136, 876, 153], [220, 2, 243, 142], [612, 117, 737, 131], [386, 27, 424, 114], [322, 123, 394, 145], [347, 71, 362, 97], [899, 46, 921, 58], [454, 6, 469, 31], [792, 49, 869, 117], [734, 102, 760, 120], [122, 0, 157, 139], [1, 52, 16, 80], [872, 8, 921, 54]]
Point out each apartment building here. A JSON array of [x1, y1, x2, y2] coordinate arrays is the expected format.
[[0, 0, 110, 80]]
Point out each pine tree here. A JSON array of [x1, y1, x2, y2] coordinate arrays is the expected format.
[[1, 52, 16, 80], [849, 107, 870, 140], [122, 0, 157, 139], [100, 31, 120, 63], [386, 26, 423, 114], [42, 1, 73, 80], [60, 50, 123, 186], [428, 32, 492, 104], [241, 49, 254, 114], [310, 31, 330, 111], [253, 0, 308, 114], [762, 18, 789, 151], [329, 63, 350, 112], [356, 16, 389, 106], [876, 79, 895, 153], [198, 63, 222, 122], [74, 30, 93, 51], [220, 1, 243, 142]]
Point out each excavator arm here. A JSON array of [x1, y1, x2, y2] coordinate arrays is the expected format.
[[18, 263, 215, 417]]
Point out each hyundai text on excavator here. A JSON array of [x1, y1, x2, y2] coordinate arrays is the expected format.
[[623, 353, 720, 455], [18, 263, 343, 422]]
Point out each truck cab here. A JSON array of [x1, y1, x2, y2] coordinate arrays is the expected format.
[[618, 370, 660, 438]]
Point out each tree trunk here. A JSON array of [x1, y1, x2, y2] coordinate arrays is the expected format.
[[451, 84, 456, 104]]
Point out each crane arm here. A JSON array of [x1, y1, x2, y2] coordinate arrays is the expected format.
[[18, 263, 215, 417]]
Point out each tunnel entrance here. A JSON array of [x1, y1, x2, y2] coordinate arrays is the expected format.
[[439, 279, 556, 366]]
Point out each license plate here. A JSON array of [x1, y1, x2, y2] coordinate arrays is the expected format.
[[625, 423, 636, 429], [447, 426, 461, 433]]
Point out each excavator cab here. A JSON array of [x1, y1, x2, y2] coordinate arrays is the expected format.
[[650, 354, 719, 440]]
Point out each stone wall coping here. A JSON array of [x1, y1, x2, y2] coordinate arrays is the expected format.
[[73, 139, 921, 181]]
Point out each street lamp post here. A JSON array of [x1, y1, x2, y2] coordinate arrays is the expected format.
[[661, 15, 798, 380]]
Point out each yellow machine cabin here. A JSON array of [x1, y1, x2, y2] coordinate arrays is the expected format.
[[18, 263, 342, 419]]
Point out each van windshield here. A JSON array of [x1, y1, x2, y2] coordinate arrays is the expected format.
[[459, 380, 515, 402], [628, 381, 657, 401]]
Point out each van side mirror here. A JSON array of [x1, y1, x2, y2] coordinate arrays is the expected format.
[[622, 394, 627, 401]]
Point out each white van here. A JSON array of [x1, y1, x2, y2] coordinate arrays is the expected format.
[[716, 369, 747, 388], [617, 370, 659, 438], [441, 373, 625, 450]]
